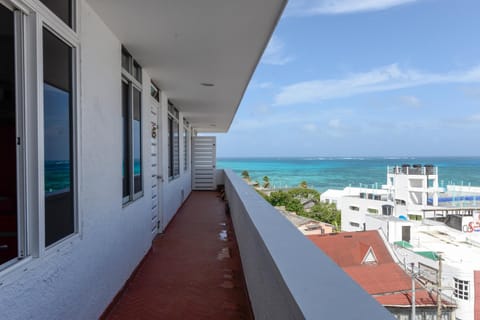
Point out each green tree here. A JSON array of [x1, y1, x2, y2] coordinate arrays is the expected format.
[[288, 188, 320, 202], [267, 190, 290, 206], [263, 176, 270, 189], [285, 198, 304, 214], [299, 181, 308, 189], [309, 202, 341, 228], [241, 170, 250, 181], [265, 190, 305, 214]]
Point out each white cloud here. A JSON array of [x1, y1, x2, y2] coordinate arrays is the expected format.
[[286, 0, 419, 16], [258, 82, 274, 89], [262, 36, 293, 66], [400, 95, 421, 107], [303, 123, 318, 132], [468, 114, 480, 122], [328, 119, 341, 129], [248, 104, 272, 116], [275, 64, 480, 106]]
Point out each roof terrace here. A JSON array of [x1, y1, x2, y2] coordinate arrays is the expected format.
[[103, 171, 394, 319]]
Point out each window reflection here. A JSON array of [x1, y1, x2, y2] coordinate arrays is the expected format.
[[122, 81, 130, 199], [43, 28, 74, 247], [44, 84, 71, 194], [133, 88, 142, 194]]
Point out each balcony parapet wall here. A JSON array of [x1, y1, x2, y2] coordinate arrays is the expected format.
[[222, 169, 395, 320]]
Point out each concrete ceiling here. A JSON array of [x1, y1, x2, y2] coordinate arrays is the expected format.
[[86, 0, 287, 132]]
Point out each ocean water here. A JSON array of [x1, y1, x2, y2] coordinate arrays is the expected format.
[[45, 161, 71, 194], [45, 159, 142, 193], [217, 157, 480, 193]]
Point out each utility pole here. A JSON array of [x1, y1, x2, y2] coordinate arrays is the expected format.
[[437, 253, 442, 320], [411, 262, 416, 320]]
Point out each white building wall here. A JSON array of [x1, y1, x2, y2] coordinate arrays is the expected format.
[[0, 2, 191, 319], [159, 92, 192, 229], [394, 247, 474, 320], [340, 197, 386, 231], [365, 216, 412, 243], [443, 266, 474, 320]]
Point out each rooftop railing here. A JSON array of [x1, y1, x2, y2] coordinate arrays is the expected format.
[[222, 169, 395, 320], [388, 165, 437, 176]]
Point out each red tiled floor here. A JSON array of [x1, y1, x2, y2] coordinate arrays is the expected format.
[[105, 191, 253, 320]]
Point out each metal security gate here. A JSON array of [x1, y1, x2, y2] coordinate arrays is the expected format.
[[192, 136, 216, 190]]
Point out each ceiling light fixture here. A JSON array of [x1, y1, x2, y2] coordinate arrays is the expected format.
[[201, 83, 215, 87]]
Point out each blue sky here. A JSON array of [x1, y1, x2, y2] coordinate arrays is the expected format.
[[216, 0, 480, 157]]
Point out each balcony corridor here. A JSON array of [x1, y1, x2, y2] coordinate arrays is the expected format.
[[104, 191, 253, 320]]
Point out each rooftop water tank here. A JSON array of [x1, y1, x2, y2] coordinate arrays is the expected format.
[[425, 164, 435, 175]]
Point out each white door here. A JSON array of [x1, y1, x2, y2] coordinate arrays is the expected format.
[[192, 136, 216, 190], [150, 97, 163, 238]]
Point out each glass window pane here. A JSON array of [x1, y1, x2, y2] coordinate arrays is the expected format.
[[133, 88, 142, 194], [173, 120, 179, 176], [39, 0, 72, 28], [151, 83, 159, 102], [0, 5, 18, 265], [133, 61, 142, 83], [168, 117, 173, 178], [43, 28, 74, 247], [122, 81, 130, 199], [183, 128, 188, 171], [122, 48, 131, 73]]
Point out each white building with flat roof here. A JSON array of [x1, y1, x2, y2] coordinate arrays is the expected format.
[[393, 221, 480, 320], [321, 165, 480, 319]]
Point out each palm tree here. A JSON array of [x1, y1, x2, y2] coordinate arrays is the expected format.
[[241, 170, 250, 181], [263, 176, 270, 189], [299, 181, 308, 189]]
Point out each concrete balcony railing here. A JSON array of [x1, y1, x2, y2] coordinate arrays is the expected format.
[[220, 169, 395, 320]]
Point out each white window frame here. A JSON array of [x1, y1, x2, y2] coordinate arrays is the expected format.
[[183, 119, 189, 172], [150, 82, 159, 102], [0, 0, 81, 273], [38, 1, 80, 252], [167, 102, 180, 180], [121, 48, 144, 205]]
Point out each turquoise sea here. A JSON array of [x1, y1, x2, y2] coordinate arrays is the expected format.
[[45, 159, 142, 193], [217, 157, 480, 193]]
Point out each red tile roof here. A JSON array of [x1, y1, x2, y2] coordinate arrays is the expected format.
[[308, 231, 449, 308], [309, 231, 394, 267]]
